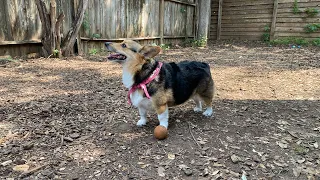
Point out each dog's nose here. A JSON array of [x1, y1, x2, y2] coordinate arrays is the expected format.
[[105, 42, 112, 47]]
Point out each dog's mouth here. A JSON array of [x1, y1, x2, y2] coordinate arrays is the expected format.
[[107, 53, 127, 61]]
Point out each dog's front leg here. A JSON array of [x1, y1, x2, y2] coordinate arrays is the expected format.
[[156, 105, 169, 128], [137, 106, 148, 126]]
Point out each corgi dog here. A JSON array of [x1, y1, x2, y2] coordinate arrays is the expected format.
[[105, 40, 214, 129]]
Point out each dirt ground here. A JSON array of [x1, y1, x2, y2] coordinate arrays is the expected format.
[[0, 40, 320, 180]]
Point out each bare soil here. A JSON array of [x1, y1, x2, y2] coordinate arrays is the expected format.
[[1, 40, 320, 180]]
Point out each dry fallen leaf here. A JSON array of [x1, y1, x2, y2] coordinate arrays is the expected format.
[[273, 161, 288, 167], [13, 164, 30, 172], [211, 170, 220, 176], [293, 167, 302, 177], [230, 154, 243, 163], [252, 149, 264, 156], [178, 164, 188, 169], [158, 166, 165, 177], [314, 142, 318, 149], [259, 163, 266, 169], [313, 127, 320, 132], [212, 163, 224, 167], [168, 153, 175, 160], [1, 160, 12, 166], [296, 157, 305, 164], [276, 141, 288, 149]]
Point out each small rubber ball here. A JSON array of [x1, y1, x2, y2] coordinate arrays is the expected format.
[[154, 125, 168, 140]]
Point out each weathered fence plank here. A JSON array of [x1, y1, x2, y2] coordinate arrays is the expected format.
[[270, 0, 279, 40], [217, 0, 223, 40]]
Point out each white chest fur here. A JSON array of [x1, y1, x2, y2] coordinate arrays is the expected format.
[[122, 67, 152, 109], [122, 68, 134, 88], [130, 90, 152, 109]]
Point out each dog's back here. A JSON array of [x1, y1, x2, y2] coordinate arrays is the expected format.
[[163, 61, 214, 106]]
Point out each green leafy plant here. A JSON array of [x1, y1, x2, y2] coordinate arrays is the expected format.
[[0, 55, 13, 61], [82, 12, 90, 31], [305, 8, 319, 17], [293, 0, 301, 14], [270, 37, 309, 46], [180, 8, 186, 13], [92, 33, 101, 39], [262, 25, 270, 42], [185, 36, 207, 47], [89, 48, 98, 55], [311, 38, 320, 46], [294, 145, 309, 155], [304, 23, 320, 33], [160, 43, 171, 50], [53, 49, 59, 56]]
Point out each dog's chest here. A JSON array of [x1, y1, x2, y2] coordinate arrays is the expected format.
[[130, 90, 152, 108]]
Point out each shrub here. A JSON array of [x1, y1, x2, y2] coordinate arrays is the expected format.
[[311, 38, 320, 46]]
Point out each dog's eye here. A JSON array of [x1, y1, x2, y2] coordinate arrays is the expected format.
[[121, 44, 127, 48], [131, 49, 137, 53]]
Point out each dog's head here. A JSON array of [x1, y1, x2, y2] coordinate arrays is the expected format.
[[104, 40, 161, 65]]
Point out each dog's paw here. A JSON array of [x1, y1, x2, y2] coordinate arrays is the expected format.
[[193, 107, 202, 112], [136, 119, 147, 126], [203, 108, 213, 117]]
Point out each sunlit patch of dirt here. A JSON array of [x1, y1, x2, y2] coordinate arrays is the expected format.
[[66, 143, 108, 163]]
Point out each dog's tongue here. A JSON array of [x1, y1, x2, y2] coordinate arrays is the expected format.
[[107, 53, 125, 60]]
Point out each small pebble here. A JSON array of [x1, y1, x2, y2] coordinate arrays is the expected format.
[[69, 133, 80, 139], [63, 137, 74, 142], [184, 168, 193, 176], [23, 142, 34, 150]]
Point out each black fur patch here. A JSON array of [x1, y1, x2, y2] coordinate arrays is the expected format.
[[161, 61, 211, 105], [133, 60, 212, 105]]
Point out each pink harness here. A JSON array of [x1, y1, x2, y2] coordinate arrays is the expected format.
[[127, 62, 163, 105]]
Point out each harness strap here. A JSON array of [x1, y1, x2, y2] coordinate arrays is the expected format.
[[127, 62, 163, 105]]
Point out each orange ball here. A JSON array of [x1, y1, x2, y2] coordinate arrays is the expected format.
[[154, 125, 168, 140]]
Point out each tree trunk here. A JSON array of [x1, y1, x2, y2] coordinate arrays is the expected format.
[[61, 0, 89, 57], [35, 0, 53, 57], [36, 0, 88, 57], [197, 0, 211, 46], [55, 13, 65, 58]]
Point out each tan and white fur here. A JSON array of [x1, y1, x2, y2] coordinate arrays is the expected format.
[[105, 40, 214, 129]]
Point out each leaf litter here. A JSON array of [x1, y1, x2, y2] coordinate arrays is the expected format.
[[1, 40, 320, 179]]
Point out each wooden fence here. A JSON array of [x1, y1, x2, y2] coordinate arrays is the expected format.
[[80, 0, 197, 54], [210, 0, 320, 41], [0, 0, 76, 57], [0, 0, 198, 57]]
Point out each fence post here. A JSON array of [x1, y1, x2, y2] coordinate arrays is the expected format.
[[193, 0, 198, 40], [197, 0, 211, 45], [184, 4, 188, 41], [159, 0, 164, 45], [217, 0, 223, 40], [270, 0, 278, 41]]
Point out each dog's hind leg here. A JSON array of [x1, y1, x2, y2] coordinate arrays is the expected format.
[[193, 95, 202, 112], [199, 80, 214, 117], [202, 98, 213, 117]]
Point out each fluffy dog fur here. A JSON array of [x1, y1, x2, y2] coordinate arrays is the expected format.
[[105, 40, 214, 128]]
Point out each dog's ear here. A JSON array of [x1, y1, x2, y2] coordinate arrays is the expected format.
[[139, 45, 161, 59]]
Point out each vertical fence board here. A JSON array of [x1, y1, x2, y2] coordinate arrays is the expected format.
[[270, 0, 278, 40], [164, 1, 171, 36], [186, 6, 194, 36]]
